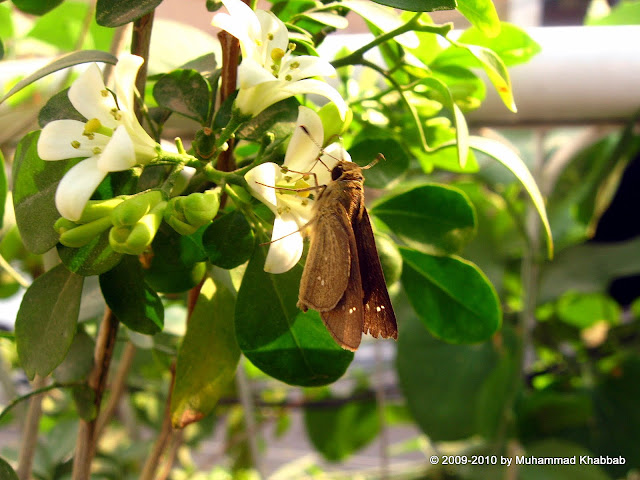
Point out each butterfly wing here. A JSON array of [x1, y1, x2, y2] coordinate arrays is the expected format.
[[319, 212, 364, 351], [298, 204, 351, 312], [354, 207, 398, 339]]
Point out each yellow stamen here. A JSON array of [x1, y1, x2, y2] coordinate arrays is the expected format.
[[71, 140, 81, 149]]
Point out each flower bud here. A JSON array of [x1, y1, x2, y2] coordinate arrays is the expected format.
[[165, 189, 221, 235], [58, 216, 114, 248], [77, 197, 125, 224], [109, 201, 166, 255], [111, 190, 165, 227], [317, 103, 353, 145]]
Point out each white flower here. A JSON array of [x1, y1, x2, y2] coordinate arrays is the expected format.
[[245, 106, 350, 273], [38, 54, 159, 221], [212, 0, 347, 119]]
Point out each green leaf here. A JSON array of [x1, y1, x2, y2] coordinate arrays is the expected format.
[[203, 210, 255, 270], [396, 313, 504, 440], [96, 0, 163, 27], [349, 127, 410, 188], [548, 125, 640, 250], [431, 65, 486, 111], [171, 275, 240, 428], [0, 149, 6, 229], [435, 39, 516, 112], [369, 0, 456, 12], [153, 69, 211, 124], [16, 264, 84, 379], [58, 229, 123, 276], [469, 135, 553, 258], [591, 355, 640, 477], [371, 184, 476, 253], [27, 2, 114, 52], [400, 247, 501, 343], [99, 256, 163, 335], [12, 131, 67, 254], [0, 456, 18, 480], [238, 97, 299, 143], [12, 0, 62, 15], [419, 76, 469, 168], [458, 22, 542, 66], [144, 228, 207, 293], [456, 0, 500, 37], [0, 50, 117, 105], [235, 243, 353, 386], [304, 393, 380, 461], [38, 88, 85, 127], [53, 327, 94, 382], [556, 292, 620, 329]]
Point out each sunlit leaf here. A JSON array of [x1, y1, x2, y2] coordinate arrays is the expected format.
[[171, 276, 240, 428], [400, 247, 501, 343]]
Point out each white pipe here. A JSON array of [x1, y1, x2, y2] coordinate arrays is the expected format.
[[467, 26, 640, 126]]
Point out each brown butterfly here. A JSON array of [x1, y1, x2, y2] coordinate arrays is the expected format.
[[297, 160, 398, 351]]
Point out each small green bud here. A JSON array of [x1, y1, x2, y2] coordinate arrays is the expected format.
[[111, 190, 165, 227], [183, 190, 221, 226], [317, 103, 353, 145], [110, 201, 166, 255], [59, 216, 113, 248], [77, 197, 125, 224]]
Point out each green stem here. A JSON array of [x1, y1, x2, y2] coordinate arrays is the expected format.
[[360, 59, 430, 152], [331, 16, 451, 69], [0, 381, 81, 423], [0, 253, 29, 288]]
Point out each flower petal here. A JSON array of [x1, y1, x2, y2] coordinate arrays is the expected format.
[[256, 10, 289, 65], [213, 0, 261, 60], [55, 156, 107, 221], [282, 79, 348, 120], [264, 213, 304, 273], [97, 126, 136, 172], [244, 162, 279, 213], [283, 106, 322, 172], [68, 64, 119, 128], [113, 54, 144, 115], [282, 54, 336, 81], [238, 59, 277, 89], [38, 119, 110, 160]]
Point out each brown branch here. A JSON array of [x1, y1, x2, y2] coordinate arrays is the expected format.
[[72, 308, 120, 480], [95, 341, 137, 438], [216, 30, 240, 173], [16, 375, 46, 480], [156, 429, 184, 480], [139, 367, 176, 480], [131, 11, 155, 122]]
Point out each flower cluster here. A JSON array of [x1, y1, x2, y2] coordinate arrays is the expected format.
[[38, 54, 160, 221], [212, 0, 347, 119], [41, 0, 359, 271]]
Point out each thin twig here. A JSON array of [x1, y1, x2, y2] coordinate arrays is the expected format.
[[235, 357, 264, 477], [16, 375, 46, 480], [139, 367, 176, 480], [157, 429, 184, 480], [0, 253, 29, 287], [216, 30, 240, 173], [72, 308, 120, 480], [95, 341, 137, 438]]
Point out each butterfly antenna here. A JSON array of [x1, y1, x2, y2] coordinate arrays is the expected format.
[[362, 153, 385, 170]]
